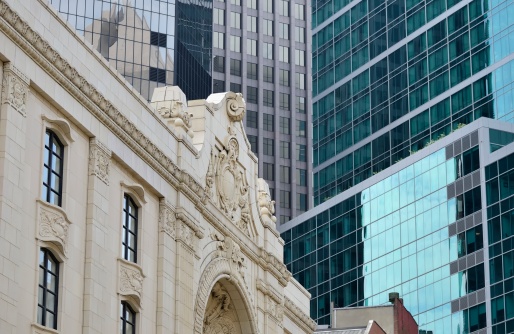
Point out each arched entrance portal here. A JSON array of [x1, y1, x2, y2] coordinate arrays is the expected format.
[[203, 278, 250, 334]]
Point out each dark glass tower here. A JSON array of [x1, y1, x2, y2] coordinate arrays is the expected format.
[[280, 0, 514, 331], [49, 0, 212, 100]]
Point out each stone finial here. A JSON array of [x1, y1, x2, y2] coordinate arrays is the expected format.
[[150, 86, 194, 138]]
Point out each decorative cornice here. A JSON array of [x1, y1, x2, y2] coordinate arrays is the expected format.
[[258, 248, 291, 287], [256, 280, 283, 305], [284, 296, 317, 332]]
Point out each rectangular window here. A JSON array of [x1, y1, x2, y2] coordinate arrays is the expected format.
[[296, 120, 306, 137], [213, 56, 225, 72], [248, 0, 257, 9], [280, 93, 290, 110], [231, 0, 240, 4], [247, 15, 257, 32], [279, 46, 289, 63], [295, 49, 305, 66], [296, 73, 305, 89], [263, 138, 274, 156], [280, 141, 290, 159], [296, 193, 307, 211], [247, 39, 257, 56], [263, 113, 274, 131], [280, 165, 290, 183], [122, 194, 138, 263], [149, 67, 166, 83], [213, 79, 225, 93], [230, 59, 241, 76], [296, 144, 306, 161], [263, 162, 274, 180], [295, 4, 305, 20], [280, 215, 290, 224], [230, 35, 241, 52], [263, 89, 274, 107], [279, 0, 289, 16], [38, 248, 59, 329], [279, 23, 289, 39], [246, 110, 257, 128], [120, 302, 136, 334], [279, 69, 290, 86], [280, 190, 290, 208], [150, 31, 167, 47], [213, 8, 225, 25], [263, 66, 274, 83], [296, 168, 307, 186], [213, 32, 225, 49], [263, 43, 274, 59], [246, 86, 258, 103], [263, 19, 273, 36], [296, 96, 306, 113], [280, 117, 290, 134], [295, 26, 305, 43], [263, 0, 273, 13], [247, 62, 258, 80], [230, 82, 241, 93], [248, 135, 258, 153], [42, 130, 64, 207], [457, 225, 483, 258]]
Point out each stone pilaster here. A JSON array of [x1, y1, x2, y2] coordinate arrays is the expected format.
[[156, 199, 177, 334], [82, 138, 112, 334], [0, 62, 29, 333]]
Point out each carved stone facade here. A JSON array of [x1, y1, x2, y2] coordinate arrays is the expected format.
[[0, 2, 315, 334]]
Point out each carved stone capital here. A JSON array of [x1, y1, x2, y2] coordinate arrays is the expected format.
[[2, 63, 29, 116], [118, 259, 145, 306], [225, 91, 246, 122], [159, 199, 176, 239], [88, 138, 111, 185], [36, 200, 72, 256]]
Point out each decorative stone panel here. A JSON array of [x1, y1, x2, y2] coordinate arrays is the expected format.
[[118, 258, 145, 306], [88, 138, 111, 185], [36, 200, 72, 256], [1, 63, 29, 116]]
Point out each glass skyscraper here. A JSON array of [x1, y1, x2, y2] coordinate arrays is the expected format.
[[48, 0, 212, 100], [279, 0, 514, 332]]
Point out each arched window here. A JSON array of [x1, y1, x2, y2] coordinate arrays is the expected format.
[[120, 301, 136, 334], [122, 194, 138, 262], [38, 248, 59, 329], [42, 130, 64, 206]]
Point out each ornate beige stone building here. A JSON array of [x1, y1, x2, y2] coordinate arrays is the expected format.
[[0, 1, 315, 333]]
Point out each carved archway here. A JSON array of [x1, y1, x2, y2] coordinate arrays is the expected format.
[[194, 257, 259, 334]]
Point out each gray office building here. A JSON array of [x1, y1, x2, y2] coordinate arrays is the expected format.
[[48, 0, 213, 101], [211, 0, 313, 221]]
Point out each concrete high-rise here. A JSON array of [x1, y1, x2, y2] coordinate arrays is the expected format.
[[279, 0, 514, 332], [212, 0, 313, 221], [48, 0, 213, 101]]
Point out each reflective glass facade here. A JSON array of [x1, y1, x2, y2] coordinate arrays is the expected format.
[[312, 0, 514, 205], [49, 0, 212, 100], [280, 123, 514, 332]]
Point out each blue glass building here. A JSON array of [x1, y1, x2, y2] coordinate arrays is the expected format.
[[280, 0, 514, 332]]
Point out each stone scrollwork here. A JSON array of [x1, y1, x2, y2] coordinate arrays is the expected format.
[[150, 86, 194, 138], [206, 137, 252, 236], [88, 138, 111, 185], [211, 233, 247, 284], [37, 200, 72, 256], [159, 199, 176, 239], [118, 259, 145, 305], [225, 92, 246, 122], [1, 63, 29, 116], [257, 178, 277, 227]]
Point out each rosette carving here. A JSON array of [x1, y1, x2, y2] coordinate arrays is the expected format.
[[37, 200, 72, 256]]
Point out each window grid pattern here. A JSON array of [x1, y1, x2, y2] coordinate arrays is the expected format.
[[42, 130, 64, 207], [38, 248, 59, 329], [120, 301, 136, 334], [122, 195, 138, 263]]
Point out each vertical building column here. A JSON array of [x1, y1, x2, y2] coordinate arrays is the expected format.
[[83, 138, 112, 334], [156, 199, 177, 333], [0, 62, 29, 333]]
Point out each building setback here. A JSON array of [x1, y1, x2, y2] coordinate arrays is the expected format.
[[0, 1, 315, 333], [280, 0, 514, 331], [212, 0, 313, 221]]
